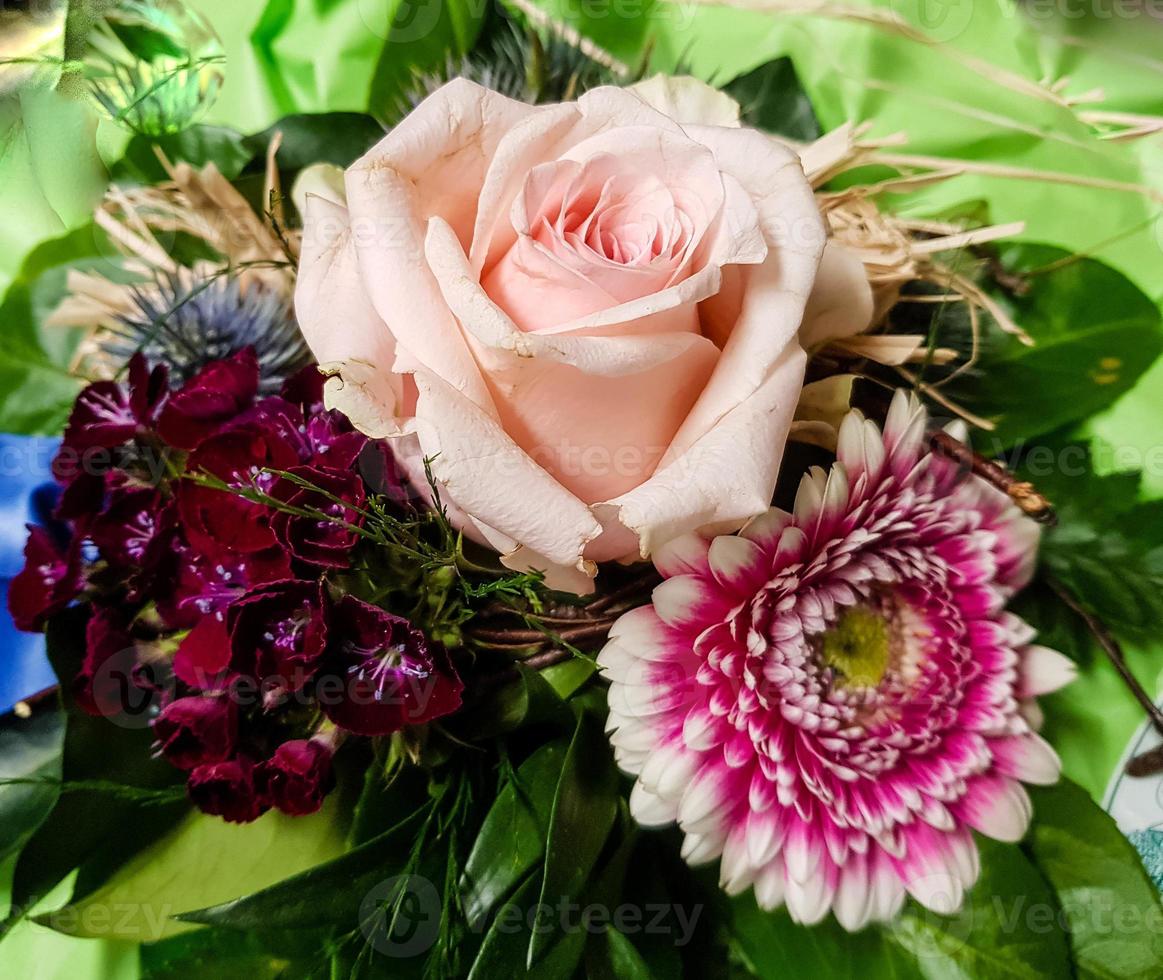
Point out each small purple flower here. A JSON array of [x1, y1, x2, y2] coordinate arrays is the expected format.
[[153, 534, 291, 633], [60, 353, 168, 453], [8, 525, 82, 632], [73, 604, 137, 719], [278, 363, 326, 415], [157, 347, 259, 450], [177, 418, 302, 554], [187, 758, 267, 823], [88, 487, 164, 569], [255, 737, 336, 816], [227, 580, 329, 697], [153, 695, 238, 770], [270, 465, 367, 568], [319, 596, 462, 736]]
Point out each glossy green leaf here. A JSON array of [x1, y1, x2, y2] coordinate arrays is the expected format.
[[731, 836, 1073, 979], [596, 929, 655, 980], [37, 799, 347, 941], [1025, 779, 1163, 980], [112, 126, 251, 183], [529, 714, 619, 966], [241, 112, 385, 172], [466, 872, 586, 980], [950, 244, 1163, 448], [725, 57, 820, 141], [177, 803, 427, 932], [6, 609, 187, 932], [731, 894, 922, 980], [0, 710, 64, 862], [460, 739, 568, 928]]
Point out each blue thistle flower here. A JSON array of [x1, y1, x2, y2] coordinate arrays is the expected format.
[[108, 271, 309, 393]]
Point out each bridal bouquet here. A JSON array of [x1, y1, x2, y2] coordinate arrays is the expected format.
[[4, 2, 1163, 978]]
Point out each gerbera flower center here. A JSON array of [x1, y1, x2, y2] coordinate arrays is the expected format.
[[819, 605, 891, 689]]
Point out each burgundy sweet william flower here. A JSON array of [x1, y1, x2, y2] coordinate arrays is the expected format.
[[227, 580, 328, 696], [151, 530, 292, 688], [270, 465, 367, 568], [73, 605, 138, 719], [278, 362, 326, 415], [60, 353, 168, 453], [177, 412, 302, 554], [255, 737, 335, 815], [88, 487, 164, 569], [320, 596, 462, 736], [157, 347, 259, 450], [187, 758, 267, 823], [153, 695, 238, 769], [8, 525, 82, 632]]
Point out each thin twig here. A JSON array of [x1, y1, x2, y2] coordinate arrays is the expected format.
[[1049, 577, 1163, 777], [928, 431, 1057, 526]]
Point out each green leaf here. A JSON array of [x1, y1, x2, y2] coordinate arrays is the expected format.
[[730, 893, 922, 980], [6, 608, 187, 931], [0, 710, 65, 862], [139, 927, 293, 980], [1025, 779, 1163, 980], [367, 0, 486, 123], [890, 837, 1073, 978], [597, 928, 656, 980], [730, 836, 1073, 979], [951, 244, 1163, 448], [465, 871, 586, 980], [725, 57, 820, 141], [177, 804, 428, 932], [1017, 442, 1163, 646], [460, 739, 569, 928], [36, 799, 348, 941], [0, 222, 110, 434], [241, 112, 385, 173], [112, 126, 251, 183], [529, 714, 619, 966]]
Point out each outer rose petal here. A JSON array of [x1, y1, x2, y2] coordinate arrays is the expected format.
[[296, 195, 404, 437], [343, 80, 538, 412], [800, 241, 875, 349], [597, 343, 807, 559], [410, 369, 603, 576], [629, 75, 742, 128]]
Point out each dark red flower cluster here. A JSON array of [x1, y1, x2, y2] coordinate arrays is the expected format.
[[9, 350, 463, 822]]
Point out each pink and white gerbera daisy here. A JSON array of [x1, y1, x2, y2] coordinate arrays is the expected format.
[[598, 391, 1076, 929]]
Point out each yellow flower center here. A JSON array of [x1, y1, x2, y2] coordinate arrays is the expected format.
[[821, 606, 891, 689]]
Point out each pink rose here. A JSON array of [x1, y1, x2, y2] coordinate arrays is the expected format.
[[295, 77, 871, 592]]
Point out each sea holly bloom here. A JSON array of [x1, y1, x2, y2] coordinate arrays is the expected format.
[[598, 392, 1076, 929], [320, 596, 463, 736]]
